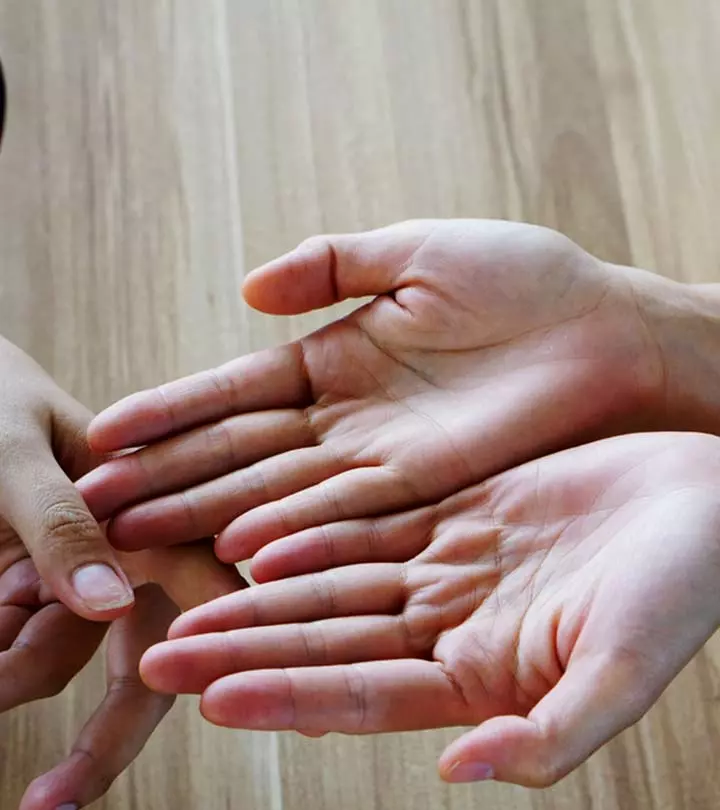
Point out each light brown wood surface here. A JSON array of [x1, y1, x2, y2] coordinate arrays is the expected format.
[[0, 1, 719, 808]]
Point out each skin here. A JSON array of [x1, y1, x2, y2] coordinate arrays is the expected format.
[[77, 218, 720, 785], [81, 219, 720, 570], [0, 336, 244, 810], [140, 433, 720, 787], [9, 544, 244, 810]]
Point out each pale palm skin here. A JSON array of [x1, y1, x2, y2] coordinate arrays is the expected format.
[[80, 218, 718, 569], [79, 219, 720, 787], [140, 433, 720, 788]]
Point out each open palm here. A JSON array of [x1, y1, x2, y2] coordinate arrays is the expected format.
[[81, 220, 670, 564], [140, 433, 720, 788]]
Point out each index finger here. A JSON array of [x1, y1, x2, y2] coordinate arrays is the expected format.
[[19, 585, 178, 810], [0, 603, 107, 713], [87, 344, 309, 454]]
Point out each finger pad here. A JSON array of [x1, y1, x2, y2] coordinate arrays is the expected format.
[[201, 674, 289, 728]]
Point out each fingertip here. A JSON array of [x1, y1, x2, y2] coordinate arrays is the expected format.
[[87, 392, 168, 453], [213, 533, 243, 564], [138, 643, 176, 693], [199, 676, 250, 728], [199, 686, 225, 726], [241, 262, 290, 315], [18, 753, 90, 810], [69, 562, 135, 621], [166, 612, 196, 640], [439, 716, 555, 788], [248, 554, 274, 583], [250, 540, 302, 582], [166, 592, 237, 638], [241, 268, 268, 311], [85, 413, 107, 452], [249, 537, 318, 582], [18, 769, 70, 810], [85, 406, 127, 453], [241, 240, 339, 315]]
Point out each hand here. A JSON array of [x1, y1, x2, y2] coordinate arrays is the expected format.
[[139, 433, 720, 788], [8, 539, 245, 810], [0, 335, 134, 620], [79, 220, 719, 570], [0, 336, 245, 808]]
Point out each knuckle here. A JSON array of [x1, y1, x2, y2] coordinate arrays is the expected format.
[[344, 664, 369, 732], [519, 721, 567, 788], [298, 235, 327, 254], [299, 622, 327, 666], [107, 673, 147, 696], [40, 500, 100, 552], [308, 572, 338, 617], [205, 419, 238, 470], [73, 747, 116, 797], [526, 756, 565, 789]]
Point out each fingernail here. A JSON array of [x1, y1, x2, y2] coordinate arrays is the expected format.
[[446, 761, 495, 782], [56, 804, 80, 810], [72, 563, 134, 611]]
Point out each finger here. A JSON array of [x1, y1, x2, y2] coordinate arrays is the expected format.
[[438, 654, 660, 788], [0, 556, 44, 607], [142, 615, 419, 694], [19, 585, 178, 810], [0, 603, 107, 713], [251, 507, 436, 582], [242, 221, 437, 315], [0, 516, 25, 572], [0, 432, 134, 620], [105, 446, 345, 552], [0, 605, 30, 650], [216, 466, 418, 561], [199, 660, 472, 733], [168, 564, 404, 638], [79, 409, 315, 522], [49, 394, 103, 482], [87, 344, 309, 453], [118, 540, 248, 611]]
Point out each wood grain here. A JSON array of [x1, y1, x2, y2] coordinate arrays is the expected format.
[[0, 1, 718, 808]]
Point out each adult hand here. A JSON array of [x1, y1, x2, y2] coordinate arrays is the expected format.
[[140, 433, 720, 788], [79, 220, 720, 570]]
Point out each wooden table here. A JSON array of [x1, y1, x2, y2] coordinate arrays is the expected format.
[[0, 2, 719, 808]]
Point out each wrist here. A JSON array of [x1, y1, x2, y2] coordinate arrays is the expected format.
[[622, 266, 720, 434]]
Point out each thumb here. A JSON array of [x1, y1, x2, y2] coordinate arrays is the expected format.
[[0, 432, 134, 622], [438, 653, 659, 788], [242, 220, 438, 314]]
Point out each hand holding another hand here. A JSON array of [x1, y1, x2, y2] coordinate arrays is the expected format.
[[0, 335, 244, 810]]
